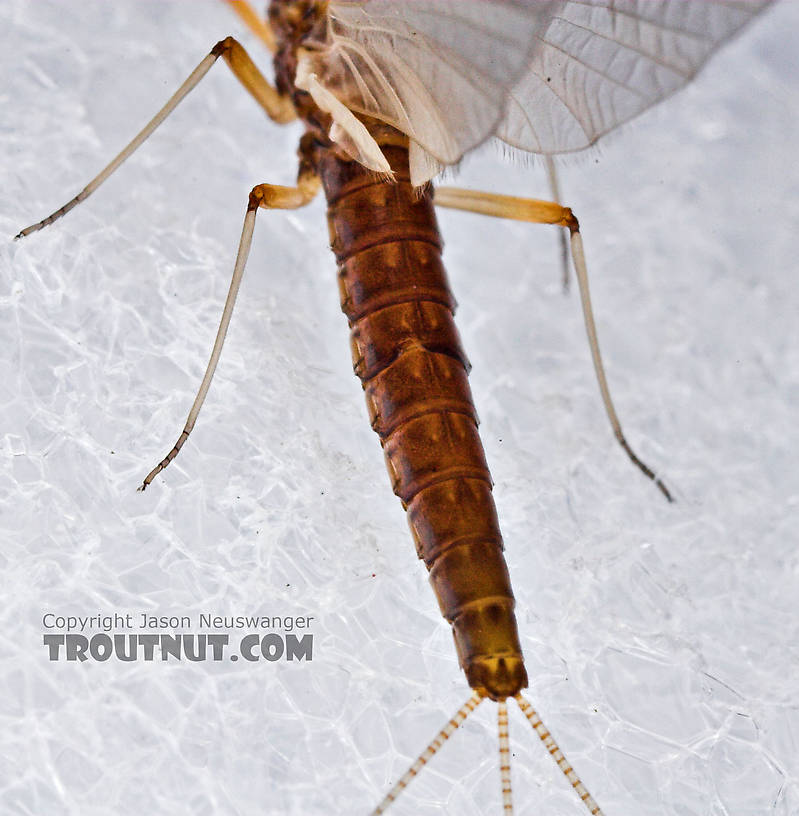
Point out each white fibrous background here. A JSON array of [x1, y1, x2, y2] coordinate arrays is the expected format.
[[2, 2, 798, 815]]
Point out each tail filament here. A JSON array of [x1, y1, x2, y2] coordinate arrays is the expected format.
[[498, 700, 513, 814], [368, 692, 483, 816], [514, 693, 604, 815]]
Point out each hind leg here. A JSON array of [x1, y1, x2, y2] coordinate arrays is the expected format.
[[434, 186, 673, 502]]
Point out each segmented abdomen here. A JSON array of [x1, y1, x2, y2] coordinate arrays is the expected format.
[[317, 144, 528, 700]]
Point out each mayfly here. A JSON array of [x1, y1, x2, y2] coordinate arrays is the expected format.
[[14, 1, 774, 813]]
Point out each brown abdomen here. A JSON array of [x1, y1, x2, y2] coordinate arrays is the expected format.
[[317, 144, 528, 701]]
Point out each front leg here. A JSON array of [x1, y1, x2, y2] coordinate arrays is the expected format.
[[16, 37, 295, 240]]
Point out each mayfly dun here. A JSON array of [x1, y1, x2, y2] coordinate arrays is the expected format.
[[10, 0, 787, 814]]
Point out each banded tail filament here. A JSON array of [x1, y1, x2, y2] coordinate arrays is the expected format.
[[13, 1, 778, 813]]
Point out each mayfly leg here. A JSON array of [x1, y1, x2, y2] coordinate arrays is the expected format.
[[15, 36, 294, 240], [433, 186, 673, 502], [223, 0, 277, 54], [140, 168, 320, 490], [13, 24, 317, 487], [544, 156, 571, 293]]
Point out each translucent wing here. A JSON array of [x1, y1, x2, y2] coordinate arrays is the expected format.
[[315, 1, 771, 182], [498, 0, 774, 154], [317, 0, 560, 183]]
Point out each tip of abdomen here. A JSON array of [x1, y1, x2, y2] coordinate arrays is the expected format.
[[447, 595, 528, 700], [466, 655, 528, 701]]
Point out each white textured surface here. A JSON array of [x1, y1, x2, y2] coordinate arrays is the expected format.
[[3, 2, 798, 815]]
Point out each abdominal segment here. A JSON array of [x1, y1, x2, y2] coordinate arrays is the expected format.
[[318, 143, 528, 700]]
